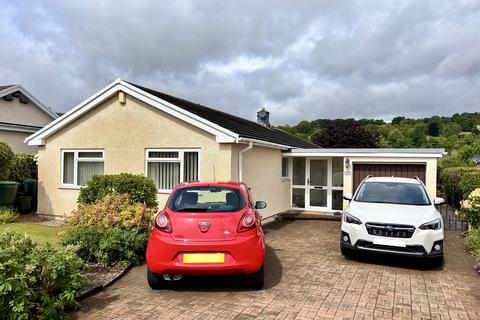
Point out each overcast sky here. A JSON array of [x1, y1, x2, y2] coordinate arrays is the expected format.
[[1, 0, 479, 125]]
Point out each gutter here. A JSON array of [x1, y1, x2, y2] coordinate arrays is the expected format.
[[238, 141, 253, 182], [237, 137, 292, 150]]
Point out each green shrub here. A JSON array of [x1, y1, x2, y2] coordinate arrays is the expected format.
[[0, 231, 84, 319], [65, 194, 155, 231], [7, 153, 37, 182], [459, 170, 480, 199], [441, 167, 480, 208], [464, 228, 480, 254], [61, 226, 149, 267], [0, 142, 14, 180], [77, 173, 157, 207], [0, 208, 18, 224]]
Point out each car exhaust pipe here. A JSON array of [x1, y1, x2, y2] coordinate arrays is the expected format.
[[163, 273, 182, 281]]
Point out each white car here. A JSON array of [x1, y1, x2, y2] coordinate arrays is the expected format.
[[341, 176, 445, 265]]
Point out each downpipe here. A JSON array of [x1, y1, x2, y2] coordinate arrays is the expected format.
[[238, 141, 253, 182]]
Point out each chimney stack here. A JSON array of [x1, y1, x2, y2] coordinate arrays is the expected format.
[[257, 107, 270, 127]]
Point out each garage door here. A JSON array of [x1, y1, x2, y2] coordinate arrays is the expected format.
[[353, 163, 426, 193]]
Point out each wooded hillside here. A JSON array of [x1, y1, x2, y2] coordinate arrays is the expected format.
[[277, 112, 480, 152]]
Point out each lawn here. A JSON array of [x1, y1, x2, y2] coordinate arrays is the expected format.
[[0, 222, 62, 246]]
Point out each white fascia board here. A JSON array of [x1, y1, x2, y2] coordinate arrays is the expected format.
[[26, 79, 240, 146], [0, 84, 58, 119], [282, 151, 444, 158], [119, 81, 239, 141]]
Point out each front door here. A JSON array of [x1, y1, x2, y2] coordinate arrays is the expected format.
[[291, 157, 344, 211], [306, 159, 329, 210]]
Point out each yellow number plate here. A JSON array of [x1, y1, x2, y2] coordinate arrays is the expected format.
[[183, 253, 225, 264]]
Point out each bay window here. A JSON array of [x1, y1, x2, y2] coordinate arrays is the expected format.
[[146, 149, 200, 192], [61, 150, 104, 187]]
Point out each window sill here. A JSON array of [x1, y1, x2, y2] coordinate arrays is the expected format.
[[59, 185, 82, 190], [282, 177, 291, 182]]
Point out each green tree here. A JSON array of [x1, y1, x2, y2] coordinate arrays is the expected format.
[[312, 119, 379, 148], [408, 123, 427, 146], [386, 129, 410, 148], [442, 122, 461, 136], [427, 117, 441, 136], [391, 116, 405, 125]]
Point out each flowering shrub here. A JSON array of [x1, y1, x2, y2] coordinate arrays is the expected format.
[[0, 231, 84, 319], [64, 193, 155, 231], [61, 194, 155, 267], [460, 188, 480, 228]]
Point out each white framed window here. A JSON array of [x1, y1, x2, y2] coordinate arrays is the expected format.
[[61, 150, 104, 188], [145, 149, 200, 193], [281, 157, 290, 178]]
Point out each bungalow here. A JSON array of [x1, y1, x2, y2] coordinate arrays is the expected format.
[[25, 79, 444, 218], [1, 84, 58, 153]]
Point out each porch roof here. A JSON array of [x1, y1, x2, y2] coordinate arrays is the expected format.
[[283, 148, 446, 158]]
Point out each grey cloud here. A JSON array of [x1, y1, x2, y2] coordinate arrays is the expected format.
[[0, 0, 479, 125]]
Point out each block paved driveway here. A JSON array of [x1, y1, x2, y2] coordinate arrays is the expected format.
[[72, 220, 480, 320]]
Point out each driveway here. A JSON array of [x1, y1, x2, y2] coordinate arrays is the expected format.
[[72, 220, 480, 320]]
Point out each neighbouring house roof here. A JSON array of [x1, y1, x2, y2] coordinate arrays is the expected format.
[[26, 79, 317, 149], [0, 121, 43, 133], [0, 85, 14, 91], [284, 148, 446, 158], [127, 82, 317, 149], [0, 84, 58, 120]]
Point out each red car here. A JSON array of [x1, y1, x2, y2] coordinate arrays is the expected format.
[[146, 181, 267, 289]]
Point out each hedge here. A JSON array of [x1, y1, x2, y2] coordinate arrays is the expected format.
[[441, 167, 480, 208], [77, 173, 158, 207], [7, 153, 37, 182], [0, 142, 14, 180]]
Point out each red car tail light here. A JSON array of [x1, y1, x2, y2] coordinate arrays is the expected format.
[[237, 209, 257, 233], [155, 211, 173, 233]]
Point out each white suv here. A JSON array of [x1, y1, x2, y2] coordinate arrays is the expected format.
[[341, 176, 445, 265]]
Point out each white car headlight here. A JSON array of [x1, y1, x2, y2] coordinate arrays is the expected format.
[[419, 218, 441, 230], [344, 212, 362, 225]]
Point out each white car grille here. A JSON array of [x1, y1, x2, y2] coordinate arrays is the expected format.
[[365, 223, 415, 238]]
